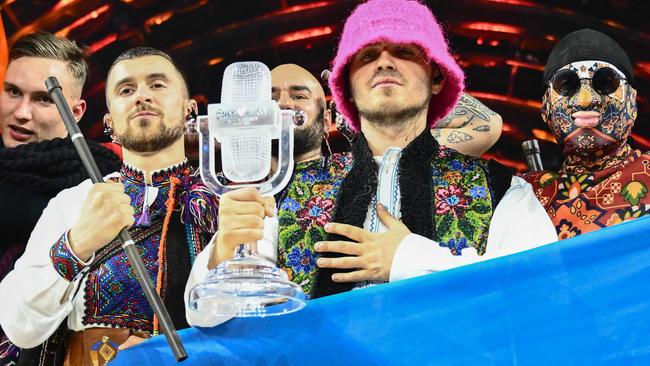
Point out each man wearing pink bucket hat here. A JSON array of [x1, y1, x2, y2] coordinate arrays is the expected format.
[[202, 0, 558, 303], [309, 0, 558, 297]]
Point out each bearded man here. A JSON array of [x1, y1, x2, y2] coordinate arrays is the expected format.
[[0, 47, 216, 365], [196, 0, 557, 305]]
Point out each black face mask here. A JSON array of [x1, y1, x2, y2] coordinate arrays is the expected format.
[[550, 66, 626, 97]]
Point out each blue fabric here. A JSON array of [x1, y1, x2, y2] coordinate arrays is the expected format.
[[114, 216, 650, 365]]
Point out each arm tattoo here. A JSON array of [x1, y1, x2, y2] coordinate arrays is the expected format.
[[436, 113, 455, 128], [447, 130, 473, 143], [473, 124, 490, 132], [438, 93, 498, 130]]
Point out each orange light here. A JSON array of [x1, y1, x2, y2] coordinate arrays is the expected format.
[[531, 129, 557, 143], [544, 34, 557, 42], [86, 34, 118, 55], [506, 60, 544, 71], [476, 38, 484, 45], [483, 0, 537, 6], [462, 22, 523, 35], [145, 11, 174, 28], [53, 0, 76, 11], [501, 123, 514, 133], [273, 26, 333, 45], [467, 91, 542, 109], [206, 57, 224, 66], [56, 5, 110, 37], [631, 133, 650, 150], [273, 1, 333, 16], [489, 40, 500, 47], [482, 153, 528, 172], [170, 39, 193, 51], [605, 19, 626, 30]]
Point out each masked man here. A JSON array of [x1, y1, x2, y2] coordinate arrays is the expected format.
[[523, 29, 648, 239], [0, 47, 216, 365]]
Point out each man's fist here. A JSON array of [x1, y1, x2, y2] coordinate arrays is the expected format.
[[68, 183, 134, 261], [209, 187, 275, 269]]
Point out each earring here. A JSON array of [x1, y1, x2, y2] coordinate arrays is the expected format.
[[184, 110, 198, 135], [323, 132, 333, 157], [103, 125, 113, 137]]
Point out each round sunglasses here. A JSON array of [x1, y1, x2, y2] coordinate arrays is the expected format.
[[550, 67, 626, 97]]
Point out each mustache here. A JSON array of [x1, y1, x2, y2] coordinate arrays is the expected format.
[[368, 70, 405, 87], [128, 104, 163, 120]]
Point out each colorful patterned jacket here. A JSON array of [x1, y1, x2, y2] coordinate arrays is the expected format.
[[49, 162, 216, 334], [276, 130, 512, 297], [523, 147, 650, 239]]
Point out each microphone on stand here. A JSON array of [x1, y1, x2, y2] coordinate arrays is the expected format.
[[320, 69, 331, 82], [522, 139, 544, 172], [320, 68, 355, 143]]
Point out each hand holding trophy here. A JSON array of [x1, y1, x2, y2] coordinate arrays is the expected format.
[[188, 62, 306, 317]]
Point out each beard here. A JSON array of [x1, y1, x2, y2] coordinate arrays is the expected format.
[[357, 97, 428, 128], [293, 105, 325, 156], [355, 70, 431, 128], [115, 113, 184, 153]]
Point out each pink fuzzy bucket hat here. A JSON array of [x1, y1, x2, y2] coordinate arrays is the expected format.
[[329, 0, 465, 132]]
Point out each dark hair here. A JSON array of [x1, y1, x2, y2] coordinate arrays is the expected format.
[[10, 31, 88, 89], [107, 47, 189, 97]]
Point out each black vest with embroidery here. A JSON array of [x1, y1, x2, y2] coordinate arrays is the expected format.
[[310, 129, 512, 298]]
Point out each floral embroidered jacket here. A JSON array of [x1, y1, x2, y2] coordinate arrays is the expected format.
[[276, 153, 352, 295], [277, 130, 512, 297]]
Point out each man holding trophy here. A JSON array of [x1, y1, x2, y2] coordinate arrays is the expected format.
[[186, 0, 558, 323], [185, 0, 557, 318], [187, 61, 508, 306]]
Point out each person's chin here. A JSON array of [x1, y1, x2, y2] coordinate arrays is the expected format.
[[3, 136, 31, 148]]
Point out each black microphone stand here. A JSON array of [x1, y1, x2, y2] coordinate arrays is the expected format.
[[522, 139, 544, 172], [45, 77, 187, 362]]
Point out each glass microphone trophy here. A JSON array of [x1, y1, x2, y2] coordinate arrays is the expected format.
[[188, 62, 306, 317]]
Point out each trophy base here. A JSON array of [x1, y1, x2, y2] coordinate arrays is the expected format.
[[189, 255, 306, 318]]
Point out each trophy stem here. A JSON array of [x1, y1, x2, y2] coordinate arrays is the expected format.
[[235, 242, 257, 258]]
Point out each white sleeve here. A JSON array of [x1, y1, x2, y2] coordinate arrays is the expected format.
[[485, 176, 558, 255], [0, 181, 91, 348], [185, 215, 279, 327], [389, 176, 557, 282]]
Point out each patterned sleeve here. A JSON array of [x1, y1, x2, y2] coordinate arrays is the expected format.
[[49, 231, 94, 281]]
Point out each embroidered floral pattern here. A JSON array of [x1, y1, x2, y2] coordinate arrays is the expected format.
[[278, 149, 498, 292], [435, 185, 470, 216], [277, 153, 352, 295], [296, 196, 335, 230], [433, 147, 495, 256], [441, 236, 470, 256], [556, 218, 581, 240]]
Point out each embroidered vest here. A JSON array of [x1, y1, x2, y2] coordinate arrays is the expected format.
[[276, 153, 353, 295], [277, 145, 507, 296], [431, 147, 497, 256], [78, 165, 215, 333]]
